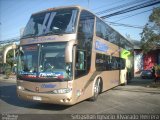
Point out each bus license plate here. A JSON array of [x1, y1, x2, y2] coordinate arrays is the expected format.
[[33, 96, 42, 101]]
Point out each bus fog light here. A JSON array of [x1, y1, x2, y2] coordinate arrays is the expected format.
[[65, 98, 71, 102], [65, 99, 69, 103], [52, 88, 72, 94]]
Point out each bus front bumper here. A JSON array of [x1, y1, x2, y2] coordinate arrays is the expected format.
[[17, 89, 75, 105]]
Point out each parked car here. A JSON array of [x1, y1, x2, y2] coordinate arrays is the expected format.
[[140, 70, 153, 79]]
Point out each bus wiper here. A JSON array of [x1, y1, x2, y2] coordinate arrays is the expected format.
[[45, 31, 64, 36], [45, 31, 54, 35], [22, 33, 36, 38]]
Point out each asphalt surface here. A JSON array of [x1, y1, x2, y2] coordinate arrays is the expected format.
[[0, 75, 160, 119]]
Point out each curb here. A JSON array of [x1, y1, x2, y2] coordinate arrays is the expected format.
[[0, 74, 16, 82]]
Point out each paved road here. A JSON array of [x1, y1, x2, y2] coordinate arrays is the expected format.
[[0, 76, 160, 119]]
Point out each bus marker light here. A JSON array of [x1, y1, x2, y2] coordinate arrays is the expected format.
[[17, 86, 24, 90], [65, 99, 69, 103]]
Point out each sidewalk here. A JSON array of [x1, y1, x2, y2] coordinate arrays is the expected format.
[[131, 76, 160, 87], [0, 74, 16, 83], [115, 76, 160, 94]]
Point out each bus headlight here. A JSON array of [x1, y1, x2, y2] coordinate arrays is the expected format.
[[17, 86, 24, 90], [52, 88, 72, 94]]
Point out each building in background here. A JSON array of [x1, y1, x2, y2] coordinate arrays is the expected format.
[[133, 40, 160, 74]]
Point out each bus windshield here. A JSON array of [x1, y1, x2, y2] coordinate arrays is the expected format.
[[18, 45, 38, 73], [39, 43, 66, 72], [17, 43, 69, 81], [22, 8, 78, 38]]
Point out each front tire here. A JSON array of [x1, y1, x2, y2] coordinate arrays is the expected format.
[[89, 77, 101, 101]]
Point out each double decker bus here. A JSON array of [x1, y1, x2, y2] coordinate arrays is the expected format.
[[17, 6, 134, 105]]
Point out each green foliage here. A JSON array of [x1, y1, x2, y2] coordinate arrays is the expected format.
[[0, 44, 15, 75], [6, 49, 14, 68], [0, 44, 4, 64], [149, 7, 160, 26], [5, 64, 12, 79], [140, 7, 160, 53]]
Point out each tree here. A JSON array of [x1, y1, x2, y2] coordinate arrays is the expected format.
[[6, 49, 14, 69], [0, 44, 4, 73], [140, 7, 160, 53], [0, 43, 15, 76]]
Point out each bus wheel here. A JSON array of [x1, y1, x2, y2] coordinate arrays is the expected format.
[[89, 77, 101, 101]]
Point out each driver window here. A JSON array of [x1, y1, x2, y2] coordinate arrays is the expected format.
[[75, 50, 87, 78], [76, 51, 85, 70]]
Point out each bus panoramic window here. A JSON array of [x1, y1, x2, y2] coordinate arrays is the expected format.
[[77, 10, 94, 74], [95, 53, 106, 71], [95, 53, 126, 71], [96, 18, 108, 40], [22, 9, 78, 38]]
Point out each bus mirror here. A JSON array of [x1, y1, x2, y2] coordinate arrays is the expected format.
[[65, 40, 77, 63]]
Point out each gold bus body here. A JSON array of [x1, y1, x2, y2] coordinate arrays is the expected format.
[[17, 5, 133, 105]]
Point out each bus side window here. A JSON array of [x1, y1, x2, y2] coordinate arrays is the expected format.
[[75, 50, 87, 78], [76, 50, 86, 70], [120, 58, 126, 70]]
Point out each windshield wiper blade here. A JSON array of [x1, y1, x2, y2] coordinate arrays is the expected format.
[[45, 31, 54, 35], [22, 33, 36, 38], [44, 31, 64, 36]]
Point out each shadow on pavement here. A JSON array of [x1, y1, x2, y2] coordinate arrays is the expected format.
[[113, 88, 160, 94], [0, 85, 70, 111], [113, 77, 160, 94], [127, 77, 160, 87]]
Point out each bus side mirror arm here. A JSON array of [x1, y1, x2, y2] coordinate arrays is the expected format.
[[65, 40, 77, 63]]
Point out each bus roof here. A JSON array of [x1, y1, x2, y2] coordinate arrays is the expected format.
[[32, 5, 82, 15]]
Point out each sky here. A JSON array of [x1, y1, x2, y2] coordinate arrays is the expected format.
[[0, 0, 159, 41]]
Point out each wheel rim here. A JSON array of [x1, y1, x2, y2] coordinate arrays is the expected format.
[[94, 78, 100, 95]]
